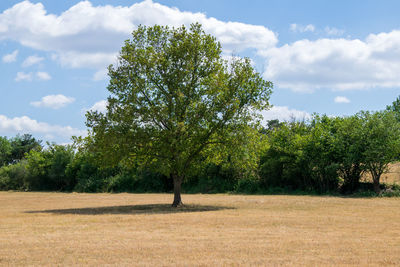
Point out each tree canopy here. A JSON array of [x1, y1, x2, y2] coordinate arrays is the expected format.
[[86, 23, 273, 206]]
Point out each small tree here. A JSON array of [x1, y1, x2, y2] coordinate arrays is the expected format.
[[86, 23, 272, 206], [333, 115, 365, 193], [360, 111, 400, 193]]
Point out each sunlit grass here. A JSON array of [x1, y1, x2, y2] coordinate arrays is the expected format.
[[1, 192, 400, 266]]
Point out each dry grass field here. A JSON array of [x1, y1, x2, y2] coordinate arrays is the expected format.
[[1, 192, 400, 266]]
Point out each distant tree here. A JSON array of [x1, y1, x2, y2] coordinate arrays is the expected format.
[[0, 136, 11, 166], [24, 143, 75, 191], [260, 121, 311, 191], [360, 111, 400, 193], [333, 115, 365, 193], [86, 23, 272, 206], [304, 115, 340, 193], [8, 134, 41, 164]]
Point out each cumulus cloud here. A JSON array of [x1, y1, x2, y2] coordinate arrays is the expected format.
[[261, 30, 400, 91], [334, 96, 350, 103], [36, 71, 51, 80], [2, 49, 18, 63], [15, 71, 32, 82], [22, 55, 44, 67], [3, 1, 400, 94], [261, 106, 311, 122], [290, 23, 315, 33], [0, 114, 85, 138], [0, 0, 277, 72], [86, 100, 108, 113], [30, 94, 75, 109]]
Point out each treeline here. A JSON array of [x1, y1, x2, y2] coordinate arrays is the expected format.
[[1, 99, 400, 196]]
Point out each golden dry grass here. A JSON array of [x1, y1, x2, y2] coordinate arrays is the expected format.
[[1, 192, 400, 266]]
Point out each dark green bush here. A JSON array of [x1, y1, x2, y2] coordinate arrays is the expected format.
[[234, 177, 261, 194], [185, 163, 236, 193], [0, 160, 28, 190], [106, 172, 136, 193]]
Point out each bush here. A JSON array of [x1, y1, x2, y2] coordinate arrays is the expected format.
[[106, 172, 135, 193], [0, 160, 28, 190], [234, 177, 261, 194], [185, 163, 236, 193], [66, 152, 106, 192], [133, 169, 171, 193], [74, 174, 106, 193], [47, 145, 75, 191], [24, 149, 51, 190]]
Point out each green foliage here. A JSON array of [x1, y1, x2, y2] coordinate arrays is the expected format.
[[386, 95, 400, 121], [65, 151, 105, 192], [330, 115, 365, 193], [8, 134, 42, 164], [106, 171, 136, 193], [25, 149, 51, 190], [259, 121, 311, 191], [133, 169, 171, 192], [359, 110, 400, 193], [234, 177, 262, 194], [0, 136, 12, 167], [0, 160, 28, 190], [185, 163, 237, 193], [47, 144, 75, 191], [23, 143, 75, 191]]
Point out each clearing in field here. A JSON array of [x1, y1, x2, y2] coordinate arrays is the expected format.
[[1, 192, 400, 266]]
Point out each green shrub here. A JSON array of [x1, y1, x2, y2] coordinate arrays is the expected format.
[[185, 163, 236, 193], [106, 172, 135, 193], [234, 177, 261, 194], [0, 160, 28, 190], [133, 170, 171, 193]]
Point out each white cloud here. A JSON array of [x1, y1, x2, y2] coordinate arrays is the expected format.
[[15, 71, 51, 82], [93, 68, 108, 81], [15, 71, 32, 82], [36, 71, 51, 80], [261, 106, 311, 122], [290, 23, 315, 33], [22, 55, 44, 67], [261, 30, 400, 91], [3, 1, 400, 94], [324, 26, 344, 36], [2, 49, 18, 63], [334, 96, 350, 103], [30, 94, 75, 109], [0, 1, 277, 69], [87, 100, 108, 113], [0, 114, 86, 138]]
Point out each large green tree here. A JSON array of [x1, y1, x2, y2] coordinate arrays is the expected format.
[[86, 23, 272, 206]]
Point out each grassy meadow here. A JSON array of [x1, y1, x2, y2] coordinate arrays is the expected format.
[[1, 192, 400, 266]]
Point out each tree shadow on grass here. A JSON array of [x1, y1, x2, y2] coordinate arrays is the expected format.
[[25, 204, 234, 215]]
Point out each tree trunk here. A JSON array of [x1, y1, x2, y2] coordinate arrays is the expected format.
[[172, 175, 183, 207], [373, 175, 381, 194], [371, 169, 381, 194]]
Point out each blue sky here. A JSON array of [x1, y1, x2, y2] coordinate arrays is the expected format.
[[1, 0, 400, 144]]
